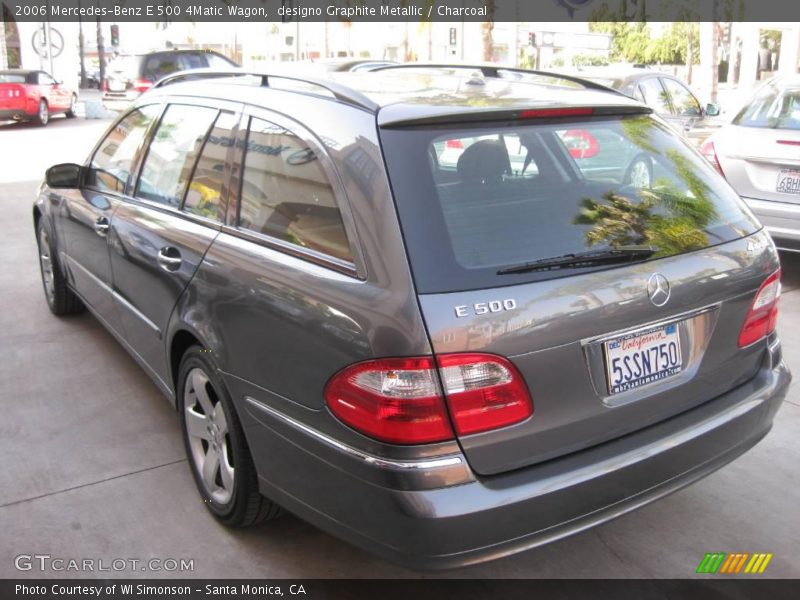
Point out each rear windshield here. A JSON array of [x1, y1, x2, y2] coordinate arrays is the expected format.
[[380, 115, 760, 293], [734, 83, 800, 130]]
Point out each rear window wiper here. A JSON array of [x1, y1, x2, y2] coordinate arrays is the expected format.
[[497, 245, 657, 275]]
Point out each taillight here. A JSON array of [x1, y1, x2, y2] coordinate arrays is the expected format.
[[325, 354, 533, 444], [700, 140, 725, 177], [445, 139, 463, 149], [325, 357, 454, 444], [738, 269, 781, 348], [133, 78, 153, 93], [437, 354, 533, 435]]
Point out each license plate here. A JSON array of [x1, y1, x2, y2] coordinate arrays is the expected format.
[[108, 81, 125, 92], [776, 169, 800, 195], [604, 323, 682, 395]]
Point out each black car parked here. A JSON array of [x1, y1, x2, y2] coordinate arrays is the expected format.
[[102, 49, 238, 110]]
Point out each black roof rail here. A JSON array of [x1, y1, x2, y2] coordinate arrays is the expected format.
[[371, 63, 628, 96], [151, 68, 379, 112]]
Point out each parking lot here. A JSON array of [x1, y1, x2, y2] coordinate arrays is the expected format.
[[1, 116, 799, 578]]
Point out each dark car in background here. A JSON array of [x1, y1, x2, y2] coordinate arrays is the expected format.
[[562, 66, 723, 144], [102, 49, 238, 110], [0, 69, 77, 126], [35, 67, 790, 568]]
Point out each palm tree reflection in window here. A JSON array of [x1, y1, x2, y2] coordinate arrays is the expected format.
[[574, 118, 717, 257]]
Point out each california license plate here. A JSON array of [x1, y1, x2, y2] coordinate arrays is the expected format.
[[604, 324, 682, 394], [776, 169, 800, 195]]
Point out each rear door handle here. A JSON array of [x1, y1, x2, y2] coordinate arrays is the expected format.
[[157, 247, 182, 271], [94, 216, 110, 236]]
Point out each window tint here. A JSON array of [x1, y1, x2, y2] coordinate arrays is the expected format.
[[239, 117, 352, 262], [661, 78, 702, 116], [90, 106, 159, 193], [379, 116, 760, 293], [136, 104, 218, 207], [638, 78, 672, 114], [182, 111, 238, 221], [734, 84, 800, 130]]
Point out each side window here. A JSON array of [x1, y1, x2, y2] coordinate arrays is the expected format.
[[90, 106, 159, 193], [182, 111, 238, 221], [38, 72, 56, 85], [238, 117, 353, 263], [181, 53, 207, 70], [136, 104, 218, 207], [638, 78, 672, 114], [661, 78, 702, 116], [145, 54, 182, 80], [633, 85, 646, 103]]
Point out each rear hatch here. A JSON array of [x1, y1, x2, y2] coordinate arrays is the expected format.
[[714, 81, 800, 204], [380, 109, 776, 476]]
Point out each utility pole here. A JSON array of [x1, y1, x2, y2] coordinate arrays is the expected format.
[[96, 17, 106, 87], [78, 0, 87, 88]]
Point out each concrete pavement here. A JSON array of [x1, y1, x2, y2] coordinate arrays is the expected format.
[[1, 118, 798, 579]]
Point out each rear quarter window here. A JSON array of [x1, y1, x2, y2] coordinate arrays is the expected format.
[[237, 116, 353, 263]]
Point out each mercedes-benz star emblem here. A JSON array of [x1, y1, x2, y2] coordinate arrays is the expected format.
[[647, 273, 671, 307]]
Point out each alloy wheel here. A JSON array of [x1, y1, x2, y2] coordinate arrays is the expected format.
[[184, 367, 235, 505]]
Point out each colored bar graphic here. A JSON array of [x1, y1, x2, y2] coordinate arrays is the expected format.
[[699, 552, 773, 575]]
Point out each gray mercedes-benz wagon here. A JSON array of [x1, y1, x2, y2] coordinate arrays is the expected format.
[[33, 66, 791, 569]]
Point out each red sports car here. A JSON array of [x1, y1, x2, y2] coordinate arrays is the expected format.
[[0, 69, 78, 126]]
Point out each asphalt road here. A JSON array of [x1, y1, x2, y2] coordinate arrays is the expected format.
[[1, 117, 798, 579]]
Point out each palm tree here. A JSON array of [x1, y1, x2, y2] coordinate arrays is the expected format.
[[481, 0, 496, 62]]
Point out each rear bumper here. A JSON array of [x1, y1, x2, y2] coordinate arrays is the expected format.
[[238, 340, 790, 570], [744, 198, 800, 252], [101, 92, 139, 112], [0, 108, 33, 121]]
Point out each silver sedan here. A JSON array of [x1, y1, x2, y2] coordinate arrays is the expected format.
[[702, 76, 800, 253]]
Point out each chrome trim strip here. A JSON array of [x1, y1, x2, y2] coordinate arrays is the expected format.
[[66, 255, 161, 337], [244, 396, 464, 471], [581, 303, 720, 347]]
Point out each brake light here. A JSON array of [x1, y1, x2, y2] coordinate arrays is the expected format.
[[325, 354, 533, 444], [738, 269, 781, 348], [445, 139, 463, 149], [133, 78, 153, 93], [700, 140, 725, 177], [520, 107, 593, 119]]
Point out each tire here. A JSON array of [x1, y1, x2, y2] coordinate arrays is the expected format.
[[36, 220, 84, 316], [35, 99, 49, 126], [66, 94, 78, 118], [178, 346, 281, 527], [624, 154, 653, 189]]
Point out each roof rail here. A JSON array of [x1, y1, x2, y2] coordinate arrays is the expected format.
[[151, 68, 379, 112], [371, 63, 627, 96]]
